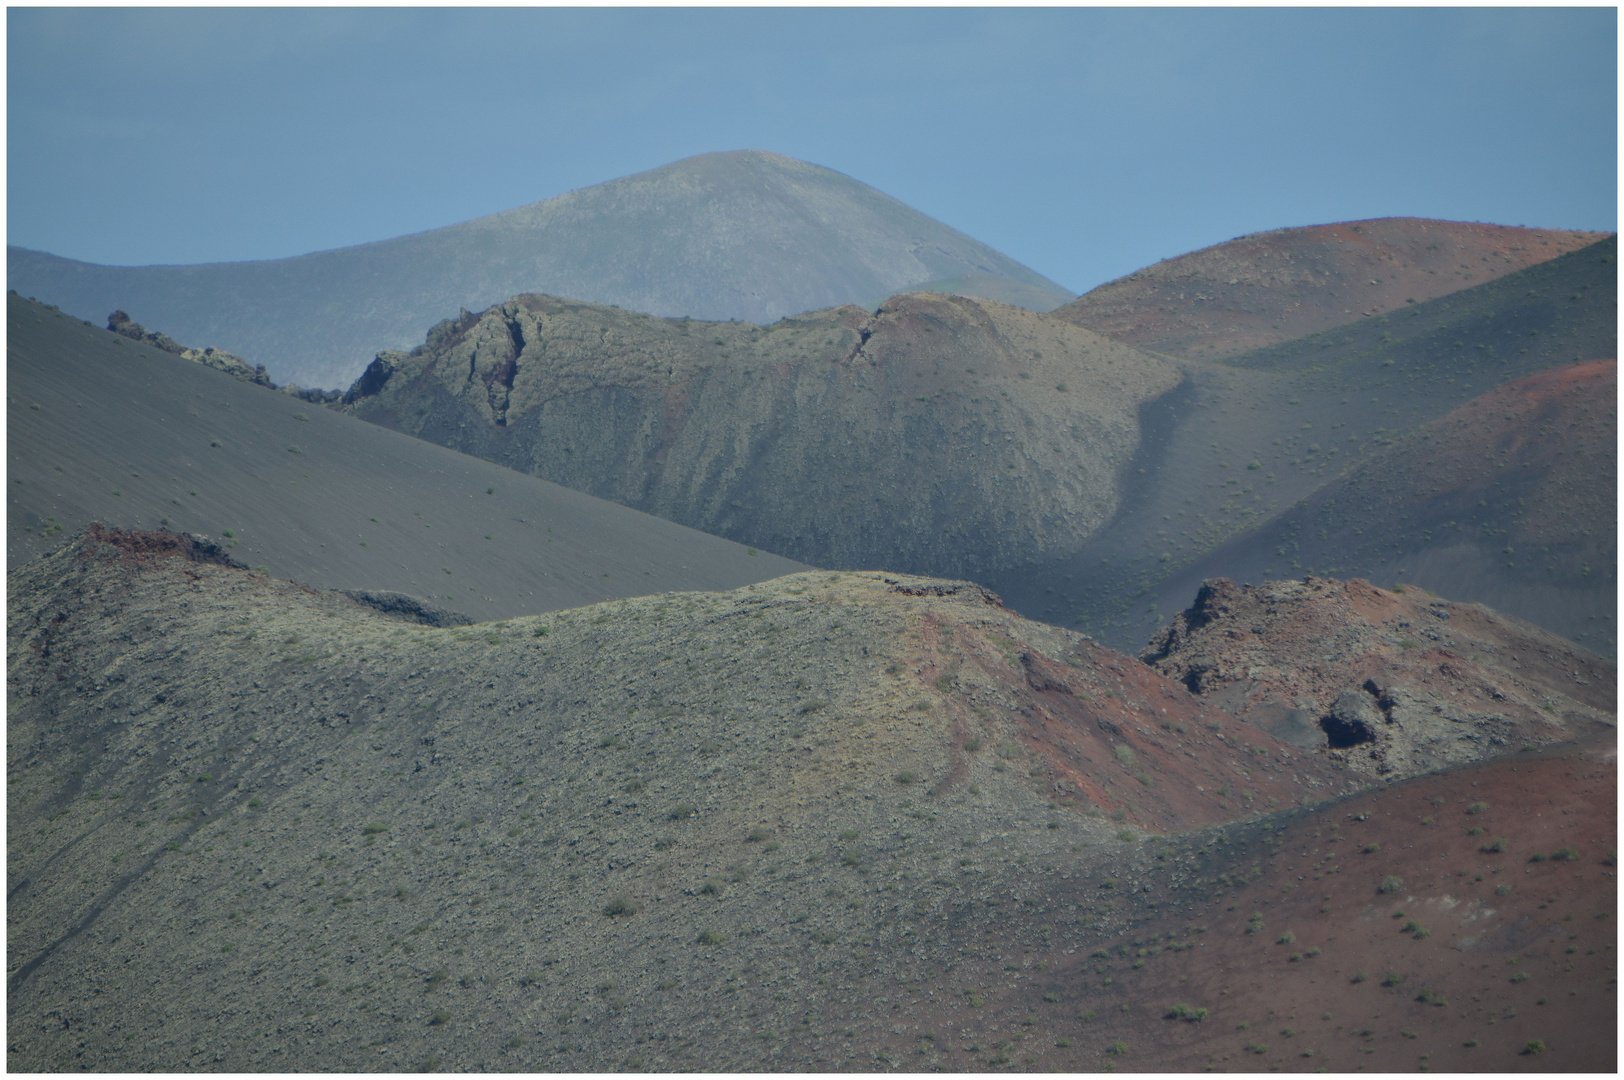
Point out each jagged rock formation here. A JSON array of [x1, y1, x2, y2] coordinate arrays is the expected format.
[[107, 308, 273, 386], [1141, 576, 1614, 777], [1052, 217, 1609, 358], [341, 290, 1180, 579], [8, 150, 1074, 389]]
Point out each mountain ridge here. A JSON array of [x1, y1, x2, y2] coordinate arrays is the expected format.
[[6, 150, 1074, 389]]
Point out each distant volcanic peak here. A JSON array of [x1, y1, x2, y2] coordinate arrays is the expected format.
[[1055, 218, 1612, 358]]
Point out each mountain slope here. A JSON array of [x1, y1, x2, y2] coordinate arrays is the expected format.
[[1051, 217, 1607, 359], [6, 150, 1074, 389], [8, 529, 1364, 1072], [1149, 361, 1617, 651], [340, 290, 1181, 580], [5, 294, 805, 619], [994, 237, 1617, 647]]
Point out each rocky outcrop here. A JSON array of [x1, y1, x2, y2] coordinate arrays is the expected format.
[[108, 309, 273, 386], [1142, 575, 1614, 778], [340, 290, 1181, 580]]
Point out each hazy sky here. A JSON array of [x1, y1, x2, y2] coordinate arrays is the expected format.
[[8, 7, 1617, 295]]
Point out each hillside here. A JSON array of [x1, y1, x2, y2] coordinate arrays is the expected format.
[[7, 530, 1612, 1071], [996, 236, 1617, 648], [8, 528, 1352, 1072], [1149, 361, 1616, 651], [1051, 217, 1607, 359], [5, 293, 805, 620], [6, 150, 1074, 390], [335, 239, 1615, 649], [341, 290, 1181, 580]]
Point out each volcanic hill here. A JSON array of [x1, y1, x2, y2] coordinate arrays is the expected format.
[[6, 150, 1074, 390], [7, 529, 1613, 1072], [336, 237, 1616, 649], [5, 293, 805, 620], [1149, 360, 1617, 651], [339, 289, 1181, 581], [1051, 218, 1608, 359]]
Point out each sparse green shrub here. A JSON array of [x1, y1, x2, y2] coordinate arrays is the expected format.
[[363, 822, 389, 836], [1481, 837, 1507, 853], [1466, 801, 1488, 815], [1112, 744, 1137, 768], [429, 1009, 449, 1026], [696, 929, 724, 945], [1523, 1039, 1545, 1055], [1304, 946, 1321, 958], [1245, 1042, 1267, 1055], [1378, 875, 1404, 894], [839, 828, 858, 841], [603, 894, 638, 918], [623, 778, 644, 794], [668, 803, 695, 820], [1528, 851, 1548, 863], [1415, 987, 1446, 1006], [1277, 931, 1295, 944], [1116, 830, 1136, 842], [1381, 972, 1404, 987], [1105, 1041, 1128, 1056], [1495, 883, 1512, 896], [1509, 972, 1529, 983], [745, 827, 771, 843], [894, 771, 917, 785], [1350, 972, 1366, 983], [1362, 843, 1380, 854], [427, 967, 448, 985], [698, 878, 724, 896], [964, 735, 983, 752], [1165, 1004, 1208, 1022], [1401, 920, 1429, 939], [1553, 846, 1580, 862]]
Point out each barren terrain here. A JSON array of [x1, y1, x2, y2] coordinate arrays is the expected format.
[[1051, 217, 1608, 358]]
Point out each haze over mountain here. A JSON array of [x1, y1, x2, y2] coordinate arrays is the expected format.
[[1051, 218, 1606, 359], [6, 294, 805, 620], [5, 151, 1075, 390]]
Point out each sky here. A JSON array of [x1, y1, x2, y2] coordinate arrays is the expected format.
[[7, 6, 1617, 296]]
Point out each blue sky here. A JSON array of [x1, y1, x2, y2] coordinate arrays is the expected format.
[[7, 7, 1616, 295]]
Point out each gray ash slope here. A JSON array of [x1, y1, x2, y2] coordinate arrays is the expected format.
[[5, 293, 805, 620], [7, 150, 1074, 390]]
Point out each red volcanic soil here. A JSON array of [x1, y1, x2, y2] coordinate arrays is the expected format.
[[867, 733, 1617, 1073], [1053, 218, 1609, 358], [901, 587, 1366, 837]]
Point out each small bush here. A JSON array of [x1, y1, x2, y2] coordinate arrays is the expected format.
[[745, 827, 771, 843], [964, 735, 983, 752], [1496, 883, 1512, 895], [1481, 837, 1507, 853], [1362, 842, 1380, 854], [668, 803, 695, 820], [1112, 744, 1137, 768], [696, 929, 724, 945], [1553, 846, 1580, 862], [1105, 1041, 1128, 1056], [1381, 972, 1405, 987], [429, 1009, 449, 1026], [1415, 987, 1447, 1006], [1378, 875, 1404, 894], [1115, 829, 1137, 843], [603, 894, 638, 918], [1165, 1004, 1207, 1022], [1509, 972, 1529, 983], [1245, 1042, 1268, 1055], [1350, 971, 1366, 983], [363, 822, 389, 836], [1466, 801, 1488, 815], [1304, 946, 1321, 958], [698, 878, 724, 896], [1277, 931, 1295, 944], [894, 771, 917, 785], [427, 968, 448, 985], [1401, 920, 1429, 939], [1528, 850, 1548, 863], [1523, 1039, 1546, 1055]]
